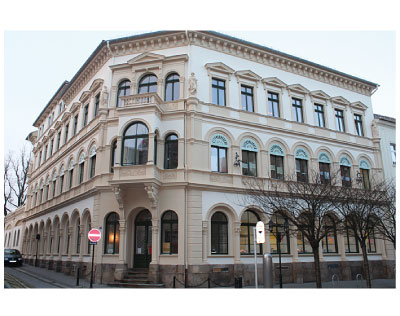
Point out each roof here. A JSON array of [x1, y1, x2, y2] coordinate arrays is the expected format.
[[374, 114, 396, 124], [33, 30, 379, 126]]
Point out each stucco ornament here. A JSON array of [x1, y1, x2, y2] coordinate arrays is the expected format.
[[102, 86, 109, 107], [188, 72, 197, 96]]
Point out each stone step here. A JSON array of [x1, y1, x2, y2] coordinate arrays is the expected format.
[[120, 278, 151, 284], [109, 282, 165, 288]]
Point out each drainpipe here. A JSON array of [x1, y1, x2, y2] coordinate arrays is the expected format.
[[183, 30, 190, 287]]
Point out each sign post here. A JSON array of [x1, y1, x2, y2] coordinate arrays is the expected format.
[[88, 229, 101, 288], [254, 221, 265, 289]]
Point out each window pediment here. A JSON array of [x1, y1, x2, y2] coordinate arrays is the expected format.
[[89, 79, 104, 92], [54, 121, 62, 130], [235, 70, 262, 82], [211, 134, 229, 148], [48, 128, 55, 137], [79, 91, 92, 103], [241, 138, 259, 152], [310, 90, 330, 100], [340, 155, 352, 167], [330, 96, 350, 106], [318, 152, 331, 163], [295, 147, 309, 160], [350, 101, 367, 112], [262, 77, 287, 88], [270, 144, 285, 156], [359, 159, 370, 169], [288, 84, 310, 95], [205, 62, 234, 75], [70, 102, 81, 113], [127, 52, 166, 65]]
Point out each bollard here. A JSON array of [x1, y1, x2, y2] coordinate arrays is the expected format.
[[76, 267, 80, 287], [331, 274, 338, 288], [238, 277, 242, 288], [208, 278, 211, 288], [173, 276, 176, 288], [263, 253, 274, 288]]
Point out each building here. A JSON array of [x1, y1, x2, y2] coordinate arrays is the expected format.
[[4, 205, 25, 252], [372, 114, 396, 182], [16, 31, 395, 287]]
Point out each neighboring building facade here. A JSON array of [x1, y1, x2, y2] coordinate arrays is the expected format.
[[4, 206, 25, 252], [17, 31, 395, 287], [372, 114, 396, 182]]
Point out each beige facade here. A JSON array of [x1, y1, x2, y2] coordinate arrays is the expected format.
[[12, 31, 395, 287]]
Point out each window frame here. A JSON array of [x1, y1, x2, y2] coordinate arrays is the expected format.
[[295, 158, 308, 182], [314, 103, 325, 128], [319, 162, 331, 184], [94, 93, 100, 117], [241, 84, 254, 112], [267, 91, 280, 118], [242, 150, 257, 177], [211, 77, 226, 106], [210, 211, 229, 255], [292, 98, 303, 123], [211, 146, 228, 173], [344, 224, 359, 253], [164, 134, 178, 170], [116, 80, 130, 107], [335, 109, 345, 132], [164, 73, 180, 102], [240, 210, 262, 255], [270, 154, 284, 180], [138, 74, 158, 94], [160, 210, 178, 255], [354, 114, 364, 136], [322, 216, 338, 253], [121, 122, 149, 166], [390, 143, 396, 165], [110, 140, 117, 172], [104, 212, 120, 255], [83, 104, 89, 127]]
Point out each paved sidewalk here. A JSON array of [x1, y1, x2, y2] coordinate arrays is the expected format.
[[6, 264, 396, 289]]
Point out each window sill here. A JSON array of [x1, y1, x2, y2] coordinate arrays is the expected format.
[[322, 253, 340, 256], [209, 255, 233, 257], [160, 254, 178, 257], [102, 254, 119, 257]]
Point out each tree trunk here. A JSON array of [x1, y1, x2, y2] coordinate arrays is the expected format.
[[360, 242, 372, 288], [312, 247, 322, 288]]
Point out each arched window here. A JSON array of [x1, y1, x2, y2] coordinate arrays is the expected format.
[[295, 147, 309, 182], [89, 145, 96, 179], [319, 152, 331, 184], [154, 133, 158, 166], [322, 215, 338, 253], [241, 139, 258, 177], [68, 160, 74, 189], [270, 144, 285, 180], [122, 122, 149, 165], [211, 212, 228, 254], [240, 210, 262, 255], [359, 159, 371, 189], [165, 73, 180, 101], [117, 80, 130, 107], [59, 166, 65, 194], [138, 74, 158, 94], [211, 134, 229, 173], [366, 218, 377, 253], [78, 153, 85, 184], [344, 221, 358, 253], [340, 155, 352, 187], [110, 140, 117, 172], [104, 212, 120, 254], [164, 134, 178, 169], [269, 214, 290, 254], [161, 211, 178, 254]]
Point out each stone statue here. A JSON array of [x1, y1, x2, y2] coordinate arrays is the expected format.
[[188, 72, 197, 97], [371, 120, 379, 138]]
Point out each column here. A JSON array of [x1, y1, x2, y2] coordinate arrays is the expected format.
[[202, 221, 208, 263], [338, 232, 346, 261], [115, 137, 122, 166], [118, 220, 126, 263], [78, 224, 84, 261], [147, 132, 155, 165], [234, 221, 241, 263], [58, 228, 64, 260], [151, 217, 159, 264], [67, 226, 72, 259], [178, 138, 185, 169]]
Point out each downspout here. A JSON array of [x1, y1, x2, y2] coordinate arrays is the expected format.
[[184, 30, 190, 287]]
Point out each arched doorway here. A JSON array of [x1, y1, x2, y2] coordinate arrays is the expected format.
[[134, 209, 152, 268]]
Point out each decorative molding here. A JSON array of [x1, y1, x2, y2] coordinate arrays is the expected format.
[[79, 91, 92, 104], [235, 70, 262, 82], [310, 90, 331, 100], [205, 62, 234, 75], [270, 144, 285, 156], [210, 173, 232, 184], [295, 147, 309, 160], [288, 84, 310, 95], [120, 167, 146, 176], [318, 152, 331, 163], [144, 183, 159, 208], [241, 138, 259, 152], [262, 77, 287, 89], [330, 96, 350, 106], [340, 155, 352, 167], [89, 79, 104, 92], [89, 145, 96, 157], [350, 101, 368, 112], [70, 102, 81, 113], [359, 159, 370, 170], [211, 134, 229, 148], [163, 171, 177, 180]]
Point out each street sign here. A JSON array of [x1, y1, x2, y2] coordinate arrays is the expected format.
[[88, 228, 102, 243], [256, 221, 265, 244]]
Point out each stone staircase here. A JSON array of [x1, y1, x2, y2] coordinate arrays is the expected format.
[[109, 268, 165, 288]]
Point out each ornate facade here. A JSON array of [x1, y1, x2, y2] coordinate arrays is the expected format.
[[14, 31, 395, 287]]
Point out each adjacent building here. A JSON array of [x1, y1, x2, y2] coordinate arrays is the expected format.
[[12, 31, 395, 286]]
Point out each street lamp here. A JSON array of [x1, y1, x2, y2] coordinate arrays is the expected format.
[[268, 216, 289, 288]]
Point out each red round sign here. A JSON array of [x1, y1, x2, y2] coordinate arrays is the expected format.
[[88, 229, 101, 242]]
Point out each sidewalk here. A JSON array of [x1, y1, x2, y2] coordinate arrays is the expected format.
[[7, 264, 396, 289]]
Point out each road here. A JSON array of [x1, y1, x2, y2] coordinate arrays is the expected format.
[[4, 266, 65, 288]]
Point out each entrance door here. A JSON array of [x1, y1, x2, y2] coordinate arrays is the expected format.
[[134, 209, 152, 268]]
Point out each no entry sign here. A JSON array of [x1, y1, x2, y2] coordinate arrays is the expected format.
[[88, 229, 102, 243]]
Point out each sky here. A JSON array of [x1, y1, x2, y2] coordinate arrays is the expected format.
[[3, 30, 396, 156], [1, 0, 399, 313]]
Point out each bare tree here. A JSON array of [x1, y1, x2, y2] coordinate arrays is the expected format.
[[4, 146, 31, 215], [374, 181, 396, 249], [333, 177, 388, 288], [244, 169, 342, 288]]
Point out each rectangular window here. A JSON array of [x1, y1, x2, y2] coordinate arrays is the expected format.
[[270, 155, 284, 179], [354, 114, 364, 136], [90, 155, 96, 178], [242, 150, 257, 176], [43, 145, 48, 162], [319, 162, 330, 184], [267, 92, 280, 117], [211, 146, 227, 173], [314, 104, 325, 127], [335, 109, 345, 132], [64, 124, 69, 144], [79, 163, 84, 184], [69, 169, 74, 189], [361, 168, 370, 190], [59, 175, 64, 194], [212, 78, 226, 106], [49, 139, 54, 157], [56, 131, 61, 151], [94, 93, 100, 117], [297, 231, 312, 254], [83, 104, 89, 127], [73, 115, 78, 136], [38, 151, 42, 167], [241, 85, 254, 112], [390, 143, 396, 165], [52, 179, 56, 198], [340, 165, 351, 187], [292, 98, 303, 123], [296, 158, 308, 182], [366, 230, 376, 253]]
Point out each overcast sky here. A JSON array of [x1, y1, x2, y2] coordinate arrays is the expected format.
[[3, 30, 395, 156]]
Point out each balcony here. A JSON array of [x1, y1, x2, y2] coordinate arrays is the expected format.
[[121, 92, 163, 108]]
